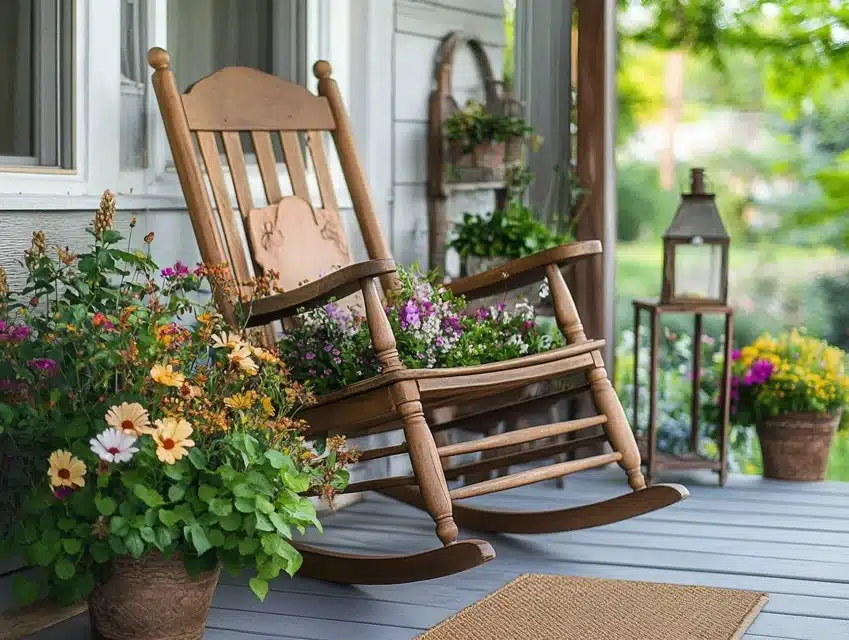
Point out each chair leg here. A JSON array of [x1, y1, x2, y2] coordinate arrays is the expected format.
[[588, 351, 646, 491], [392, 383, 459, 546]]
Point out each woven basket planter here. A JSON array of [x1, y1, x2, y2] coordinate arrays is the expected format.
[[447, 140, 506, 182], [88, 553, 221, 640], [756, 411, 840, 481]]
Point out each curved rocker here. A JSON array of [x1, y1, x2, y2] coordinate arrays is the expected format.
[[293, 539, 495, 585], [380, 484, 689, 535]]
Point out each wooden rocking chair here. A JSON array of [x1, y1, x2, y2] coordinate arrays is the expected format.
[[148, 48, 688, 585]]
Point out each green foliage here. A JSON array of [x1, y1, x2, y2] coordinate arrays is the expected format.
[[443, 100, 535, 154], [616, 162, 680, 241], [0, 194, 354, 605], [450, 201, 573, 261]]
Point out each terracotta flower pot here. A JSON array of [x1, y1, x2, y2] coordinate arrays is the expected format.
[[756, 411, 840, 481], [88, 553, 221, 640], [447, 140, 507, 182]]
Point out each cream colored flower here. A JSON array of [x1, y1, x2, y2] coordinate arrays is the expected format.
[[211, 331, 246, 350], [105, 402, 152, 435], [150, 364, 186, 388], [48, 450, 86, 488], [251, 346, 279, 364], [152, 417, 195, 464], [228, 346, 258, 375]]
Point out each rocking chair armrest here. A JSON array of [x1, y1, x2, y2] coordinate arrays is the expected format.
[[241, 259, 397, 327], [446, 241, 602, 301]]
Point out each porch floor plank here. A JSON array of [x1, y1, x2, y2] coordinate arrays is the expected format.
[[19, 469, 849, 639]]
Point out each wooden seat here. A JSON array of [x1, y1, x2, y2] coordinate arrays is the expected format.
[[149, 47, 688, 585]]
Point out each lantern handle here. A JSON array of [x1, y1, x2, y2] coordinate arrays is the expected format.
[[684, 167, 713, 195]]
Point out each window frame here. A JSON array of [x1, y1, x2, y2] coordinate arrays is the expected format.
[[0, 0, 74, 171]]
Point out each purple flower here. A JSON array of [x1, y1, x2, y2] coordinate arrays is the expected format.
[[475, 308, 490, 322], [743, 359, 774, 386], [28, 358, 58, 375], [308, 368, 317, 376], [0, 323, 31, 343], [522, 320, 535, 332], [324, 344, 333, 352], [161, 261, 190, 279], [435, 336, 445, 348], [53, 486, 73, 500], [731, 349, 741, 362], [420, 300, 435, 316], [442, 315, 462, 333], [400, 300, 421, 330], [304, 352, 316, 360]]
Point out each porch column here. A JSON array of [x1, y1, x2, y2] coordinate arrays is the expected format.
[[574, 0, 616, 364]]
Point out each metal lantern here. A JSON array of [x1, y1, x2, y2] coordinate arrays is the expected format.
[[661, 168, 730, 306]]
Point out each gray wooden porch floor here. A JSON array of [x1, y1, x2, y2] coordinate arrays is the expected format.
[[29, 468, 849, 639]]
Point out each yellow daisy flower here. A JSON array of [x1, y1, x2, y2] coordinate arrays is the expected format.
[[150, 364, 186, 388], [105, 402, 152, 435], [252, 346, 279, 364], [261, 396, 275, 417], [224, 391, 257, 410], [228, 346, 258, 375], [152, 417, 195, 464], [48, 450, 86, 488]]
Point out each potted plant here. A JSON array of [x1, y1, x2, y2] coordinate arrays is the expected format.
[[276, 265, 562, 396], [0, 193, 354, 639], [443, 99, 537, 182], [732, 330, 849, 481]]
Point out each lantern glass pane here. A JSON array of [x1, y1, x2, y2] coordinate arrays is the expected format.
[[673, 242, 722, 301]]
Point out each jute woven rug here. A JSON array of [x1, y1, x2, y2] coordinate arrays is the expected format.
[[419, 574, 768, 640]]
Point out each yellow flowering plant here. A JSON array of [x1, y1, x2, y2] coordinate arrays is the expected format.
[[0, 193, 355, 606], [731, 330, 849, 424]]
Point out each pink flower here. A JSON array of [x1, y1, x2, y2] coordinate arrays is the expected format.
[[28, 358, 58, 375], [731, 349, 741, 361]]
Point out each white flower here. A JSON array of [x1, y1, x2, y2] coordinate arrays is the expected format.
[[90, 428, 139, 463], [539, 278, 550, 300]]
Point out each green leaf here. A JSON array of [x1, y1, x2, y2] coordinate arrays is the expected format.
[[90, 541, 110, 563], [139, 526, 157, 544], [158, 509, 179, 528], [134, 485, 165, 508], [238, 538, 259, 556], [268, 513, 292, 538], [13, 576, 40, 605], [125, 531, 145, 559], [206, 528, 225, 548], [330, 469, 350, 491], [264, 450, 287, 469], [255, 496, 274, 515], [209, 498, 233, 517], [232, 483, 254, 498], [109, 536, 128, 555], [168, 485, 187, 502], [198, 484, 218, 503], [164, 463, 185, 481], [235, 497, 255, 513], [95, 495, 117, 516], [260, 534, 298, 562], [155, 527, 172, 551], [29, 541, 58, 567], [0, 403, 15, 426], [249, 577, 269, 602], [189, 523, 212, 556], [62, 539, 82, 555], [58, 518, 76, 532], [281, 470, 310, 493], [188, 448, 207, 470], [218, 512, 242, 532], [254, 513, 275, 532], [110, 516, 130, 537], [54, 557, 76, 580]]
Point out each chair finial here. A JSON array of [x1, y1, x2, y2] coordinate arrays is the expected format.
[[148, 47, 171, 71], [313, 60, 333, 80]]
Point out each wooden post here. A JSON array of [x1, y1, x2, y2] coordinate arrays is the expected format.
[[573, 0, 614, 355], [647, 308, 659, 486], [691, 313, 704, 452]]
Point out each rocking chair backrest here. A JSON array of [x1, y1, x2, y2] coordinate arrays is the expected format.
[[147, 48, 394, 322]]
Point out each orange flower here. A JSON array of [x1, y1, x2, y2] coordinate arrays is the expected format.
[[105, 402, 152, 435], [150, 364, 186, 387], [152, 417, 195, 464]]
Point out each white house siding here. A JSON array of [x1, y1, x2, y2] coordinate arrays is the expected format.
[[391, 0, 507, 275]]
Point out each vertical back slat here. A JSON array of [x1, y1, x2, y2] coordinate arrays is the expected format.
[[250, 131, 283, 204], [306, 131, 339, 211], [196, 131, 252, 284], [221, 131, 255, 218], [279, 131, 311, 201]]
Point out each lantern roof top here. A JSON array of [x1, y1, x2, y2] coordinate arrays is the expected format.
[[663, 168, 729, 242]]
